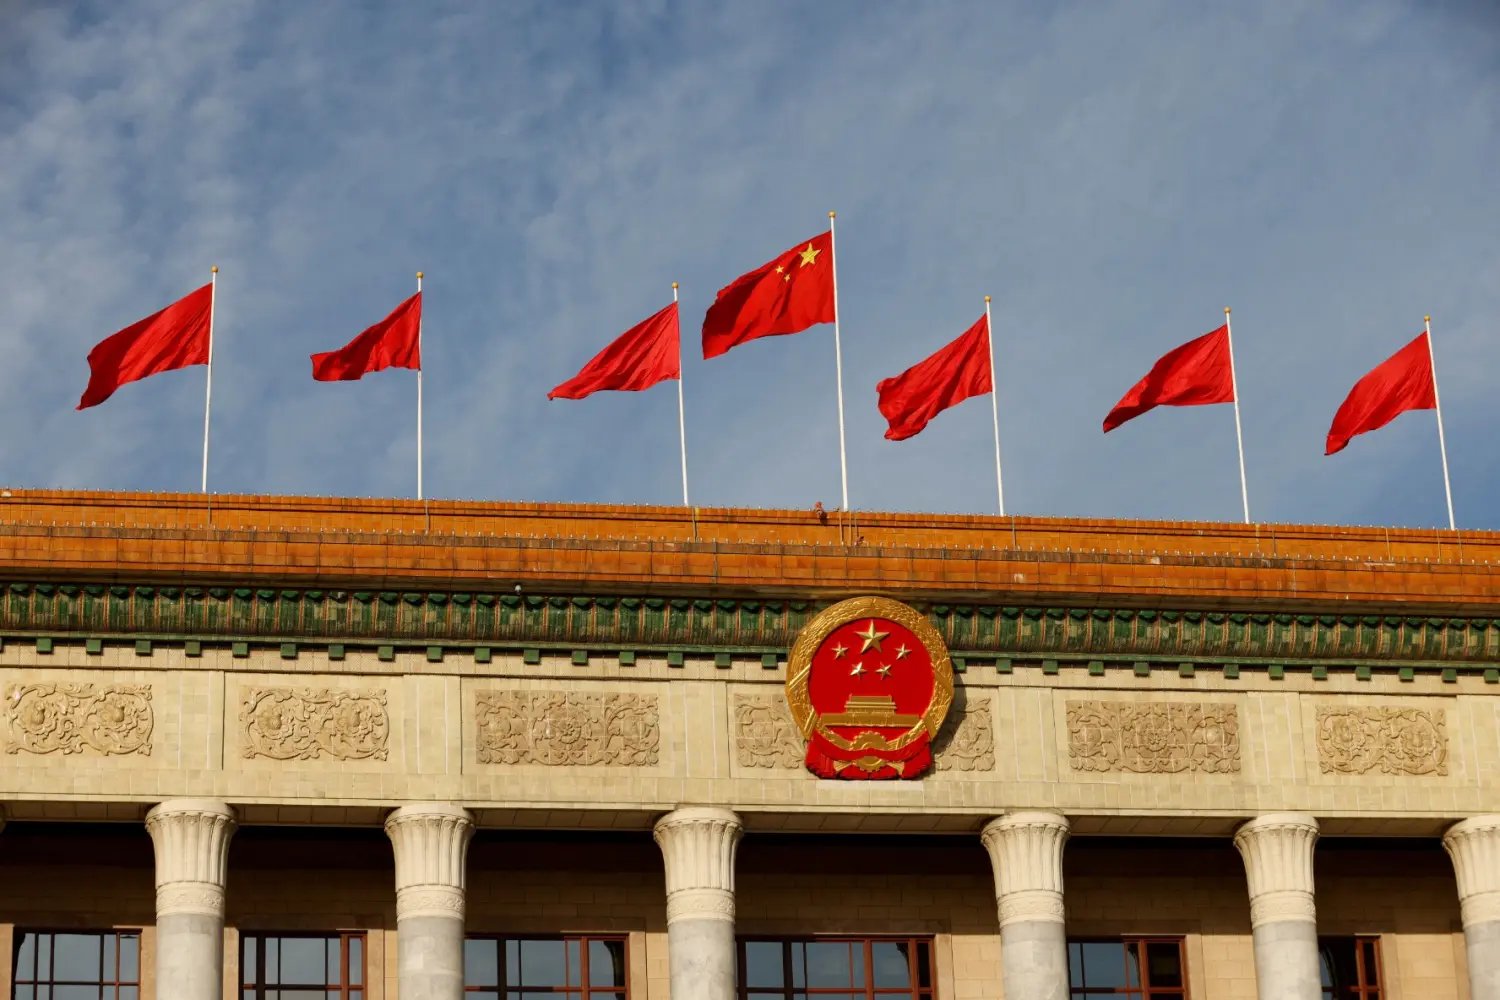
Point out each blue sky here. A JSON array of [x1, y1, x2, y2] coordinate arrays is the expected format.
[[2, 1, 1497, 529]]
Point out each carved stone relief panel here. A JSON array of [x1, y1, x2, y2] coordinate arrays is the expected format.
[[475, 690, 659, 766], [1067, 700, 1240, 773], [733, 693, 803, 769], [240, 687, 389, 761], [3, 682, 154, 756], [1315, 706, 1447, 776], [936, 702, 995, 772]]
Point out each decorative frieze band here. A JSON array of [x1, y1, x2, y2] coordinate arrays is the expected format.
[[1315, 706, 1447, 776], [733, 694, 803, 768], [936, 702, 995, 772], [1067, 700, 1239, 773], [476, 690, 659, 766], [3, 682, 153, 756], [239, 687, 389, 761]]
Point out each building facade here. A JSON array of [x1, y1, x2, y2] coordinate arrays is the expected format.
[[1, 491, 1499, 1000]]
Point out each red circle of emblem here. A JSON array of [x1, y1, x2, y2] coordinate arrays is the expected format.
[[786, 597, 953, 780]]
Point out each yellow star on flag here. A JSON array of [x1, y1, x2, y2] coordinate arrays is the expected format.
[[855, 620, 889, 654], [798, 243, 821, 266], [849, 661, 865, 677]]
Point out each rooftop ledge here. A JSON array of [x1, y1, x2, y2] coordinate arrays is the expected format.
[[0, 488, 1493, 612]]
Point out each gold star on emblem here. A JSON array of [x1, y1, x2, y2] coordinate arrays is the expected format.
[[895, 644, 911, 660], [831, 643, 847, 658], [855, 620, 889, 654], [849, 660, 865, 677], [876, 663, 892, 678], [798, 243, 821, 266]]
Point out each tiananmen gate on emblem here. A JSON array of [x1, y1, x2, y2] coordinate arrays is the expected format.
[[785, 597, 953, 779]]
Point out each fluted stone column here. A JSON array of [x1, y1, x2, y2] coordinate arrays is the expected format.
[[145, 799, 237, 1000], [1444, 816, 1500, 1000], [1234, 813, 1321, 1000], [653, 807, 743, 1000], [386, 803, 475, 1000], [981, 812, 1070, 1000]]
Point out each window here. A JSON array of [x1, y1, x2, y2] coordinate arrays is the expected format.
[[241, 933, 364, 1000], [1068, 938, 1187, 1000], [1320, 937, 1382, 1000], [11, 930, 140, 1000], [737, 938, 935, 1000], [463, 936, 628, 998]]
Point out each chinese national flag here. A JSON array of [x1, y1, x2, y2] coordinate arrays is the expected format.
[[1325, 332, 1435, 455], [1103, 326, 1235, 432], [311, 292, 421, 381], [876, 314, 992, 441], [77, 282, 213, 409], [702, 231, 835, 359], [549, 302, 680, 400]]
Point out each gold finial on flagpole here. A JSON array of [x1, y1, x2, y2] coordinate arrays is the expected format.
[[211, 266, 218, 273], [1225, 306, 1231, 314], [672, 282, 679, 290], [1425, 315, 1431, 322], [829, 211, 836, 219], [416, 271, 424, 279], [985, 295, 991, 303]]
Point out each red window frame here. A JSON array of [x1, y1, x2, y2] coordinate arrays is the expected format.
[[736, 936, 936, 1000], [11, 929, 141, 998], [1067, 937, 1189, 999], [240, 932, 365, 1000], [1320, 936, 1383, 1000], [461, 935, 630, 996]]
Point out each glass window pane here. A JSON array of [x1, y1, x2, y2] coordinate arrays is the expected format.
[[1124, 941, 1141, 987], [792, 942, 806, 988], [589, 939, 626, 987], [1079, 942, 1128, 988], [119, 990, 137, 1000], [744, 941, 783, 988], [804, 941, 853, 987], [507, 940, 520, 985], [917, 941, 932, 988], [53, 934, 104, 983], [52, 987, 102, 1000], [268, 938, 280, 984], [466, 939, 500, 987], [349, 937, 363, 986], [280, 939, 326, 987], [1363, 939, 1381, 985], [119, 937, 139, 984], [1069, 942, 1083, 987], [14, 988, 33, 1000], [871, 942, 911, 988], [39, 933, 53, 980], [1323, 938, 1359, 995], [103, 936, 116, 982], [326, 939, 340, 986], [242, 936, 255, 985], [1146, 941, 1183, 988], [18, 933, 37, 980], [519, 940, 568, 987]]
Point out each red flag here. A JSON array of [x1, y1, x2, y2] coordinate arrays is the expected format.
[[1103, 326, 1235, 432], [1325, 332, 1435, 455], [702, 231, 835, 359], [77, 282, 213, 409], [311, 292, 422, 381], [876, 314, 992, 441], [549, 302, 680, 400]]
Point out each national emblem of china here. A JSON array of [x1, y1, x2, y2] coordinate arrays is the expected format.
[[785, 597, 953, 780]]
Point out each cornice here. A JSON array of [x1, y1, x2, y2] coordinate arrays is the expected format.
[[0, 581, 1498, 675]]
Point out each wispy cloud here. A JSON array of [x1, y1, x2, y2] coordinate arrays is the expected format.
[[1, 0, 1495, 529]]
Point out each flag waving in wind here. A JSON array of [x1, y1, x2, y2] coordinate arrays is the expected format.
[[702, 231, 835, 359], [310, 292, 422, 381], [78, 282, 214, 409], [876, 314, 992, 441], [1324, 332, 1436, 455], [549, 301, 679, 399]]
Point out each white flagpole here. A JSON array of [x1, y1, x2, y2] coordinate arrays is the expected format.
[[828, 210, 849, 511], [1426, 314, 1456, 530], [984, 296, 1005, 516], [674, 282, 690, 506], [416, 271, 424, 501], [201, 265, 218, 494], [1224, 306, 1250, 524]]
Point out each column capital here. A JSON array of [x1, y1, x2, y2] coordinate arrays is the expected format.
[[385, 802, 475, 921], [980, 811, 1069, 926], [653, 806, 742, 924], [145, 799, 237, 918], [1445, 815, 1500, 928], [1234, 812, 1319, 927]]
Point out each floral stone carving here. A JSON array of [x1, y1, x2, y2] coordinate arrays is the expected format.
[[475, 690, 659, 766], [936, 703, 995, 772], [1315, 706, 1447, 775], [240, 687, 389, 761], [1067, 700, 1240, 773], [3, 683, 153, 756], [733, 693, 803, 769]]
